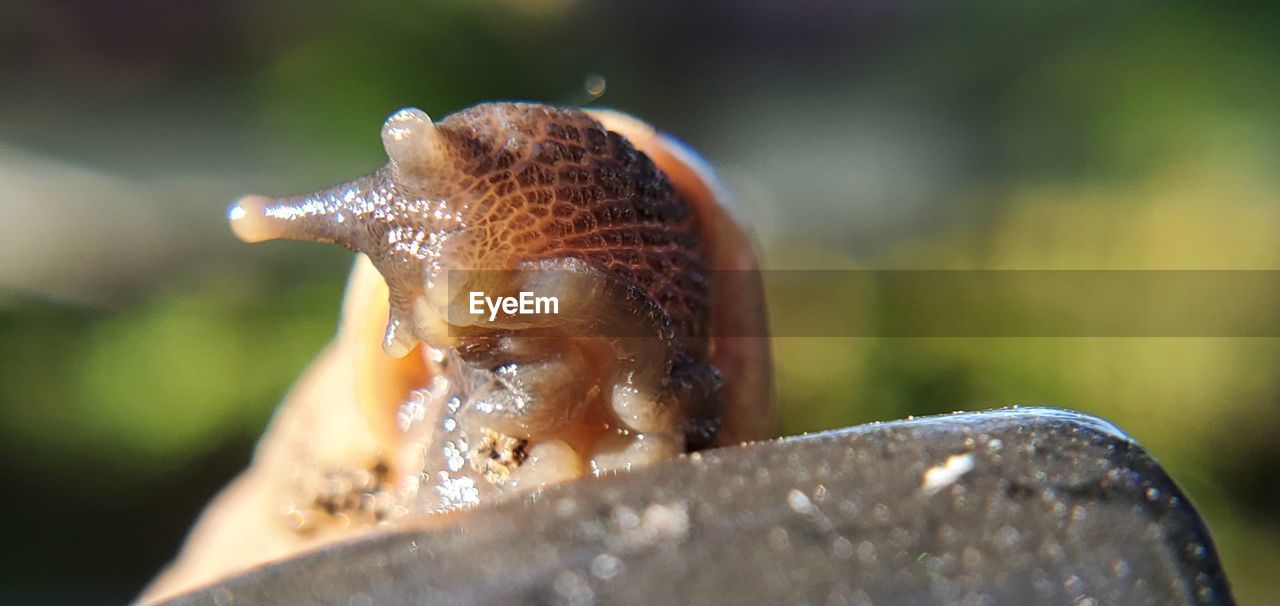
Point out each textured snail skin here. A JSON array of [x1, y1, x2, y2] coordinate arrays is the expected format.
[[141, 103, 772, 603]]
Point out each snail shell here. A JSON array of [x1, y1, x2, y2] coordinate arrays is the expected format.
[[143, 103, 773, 602]]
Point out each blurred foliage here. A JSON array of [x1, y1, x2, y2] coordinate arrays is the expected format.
[[2, 0, 1279, 603]]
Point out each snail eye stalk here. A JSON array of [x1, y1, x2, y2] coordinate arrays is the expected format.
[[227, 180, 371, 251]]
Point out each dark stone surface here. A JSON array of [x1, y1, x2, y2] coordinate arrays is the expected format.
[[167, 407, 1233, 605]]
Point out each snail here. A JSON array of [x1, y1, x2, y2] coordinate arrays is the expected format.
[[142, 102, 773, 602]]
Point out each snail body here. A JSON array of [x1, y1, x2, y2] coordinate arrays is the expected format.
[[145, 102, 772, 602]]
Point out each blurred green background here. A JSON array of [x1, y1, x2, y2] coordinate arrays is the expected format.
[[2, 1, 1279, 603]]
